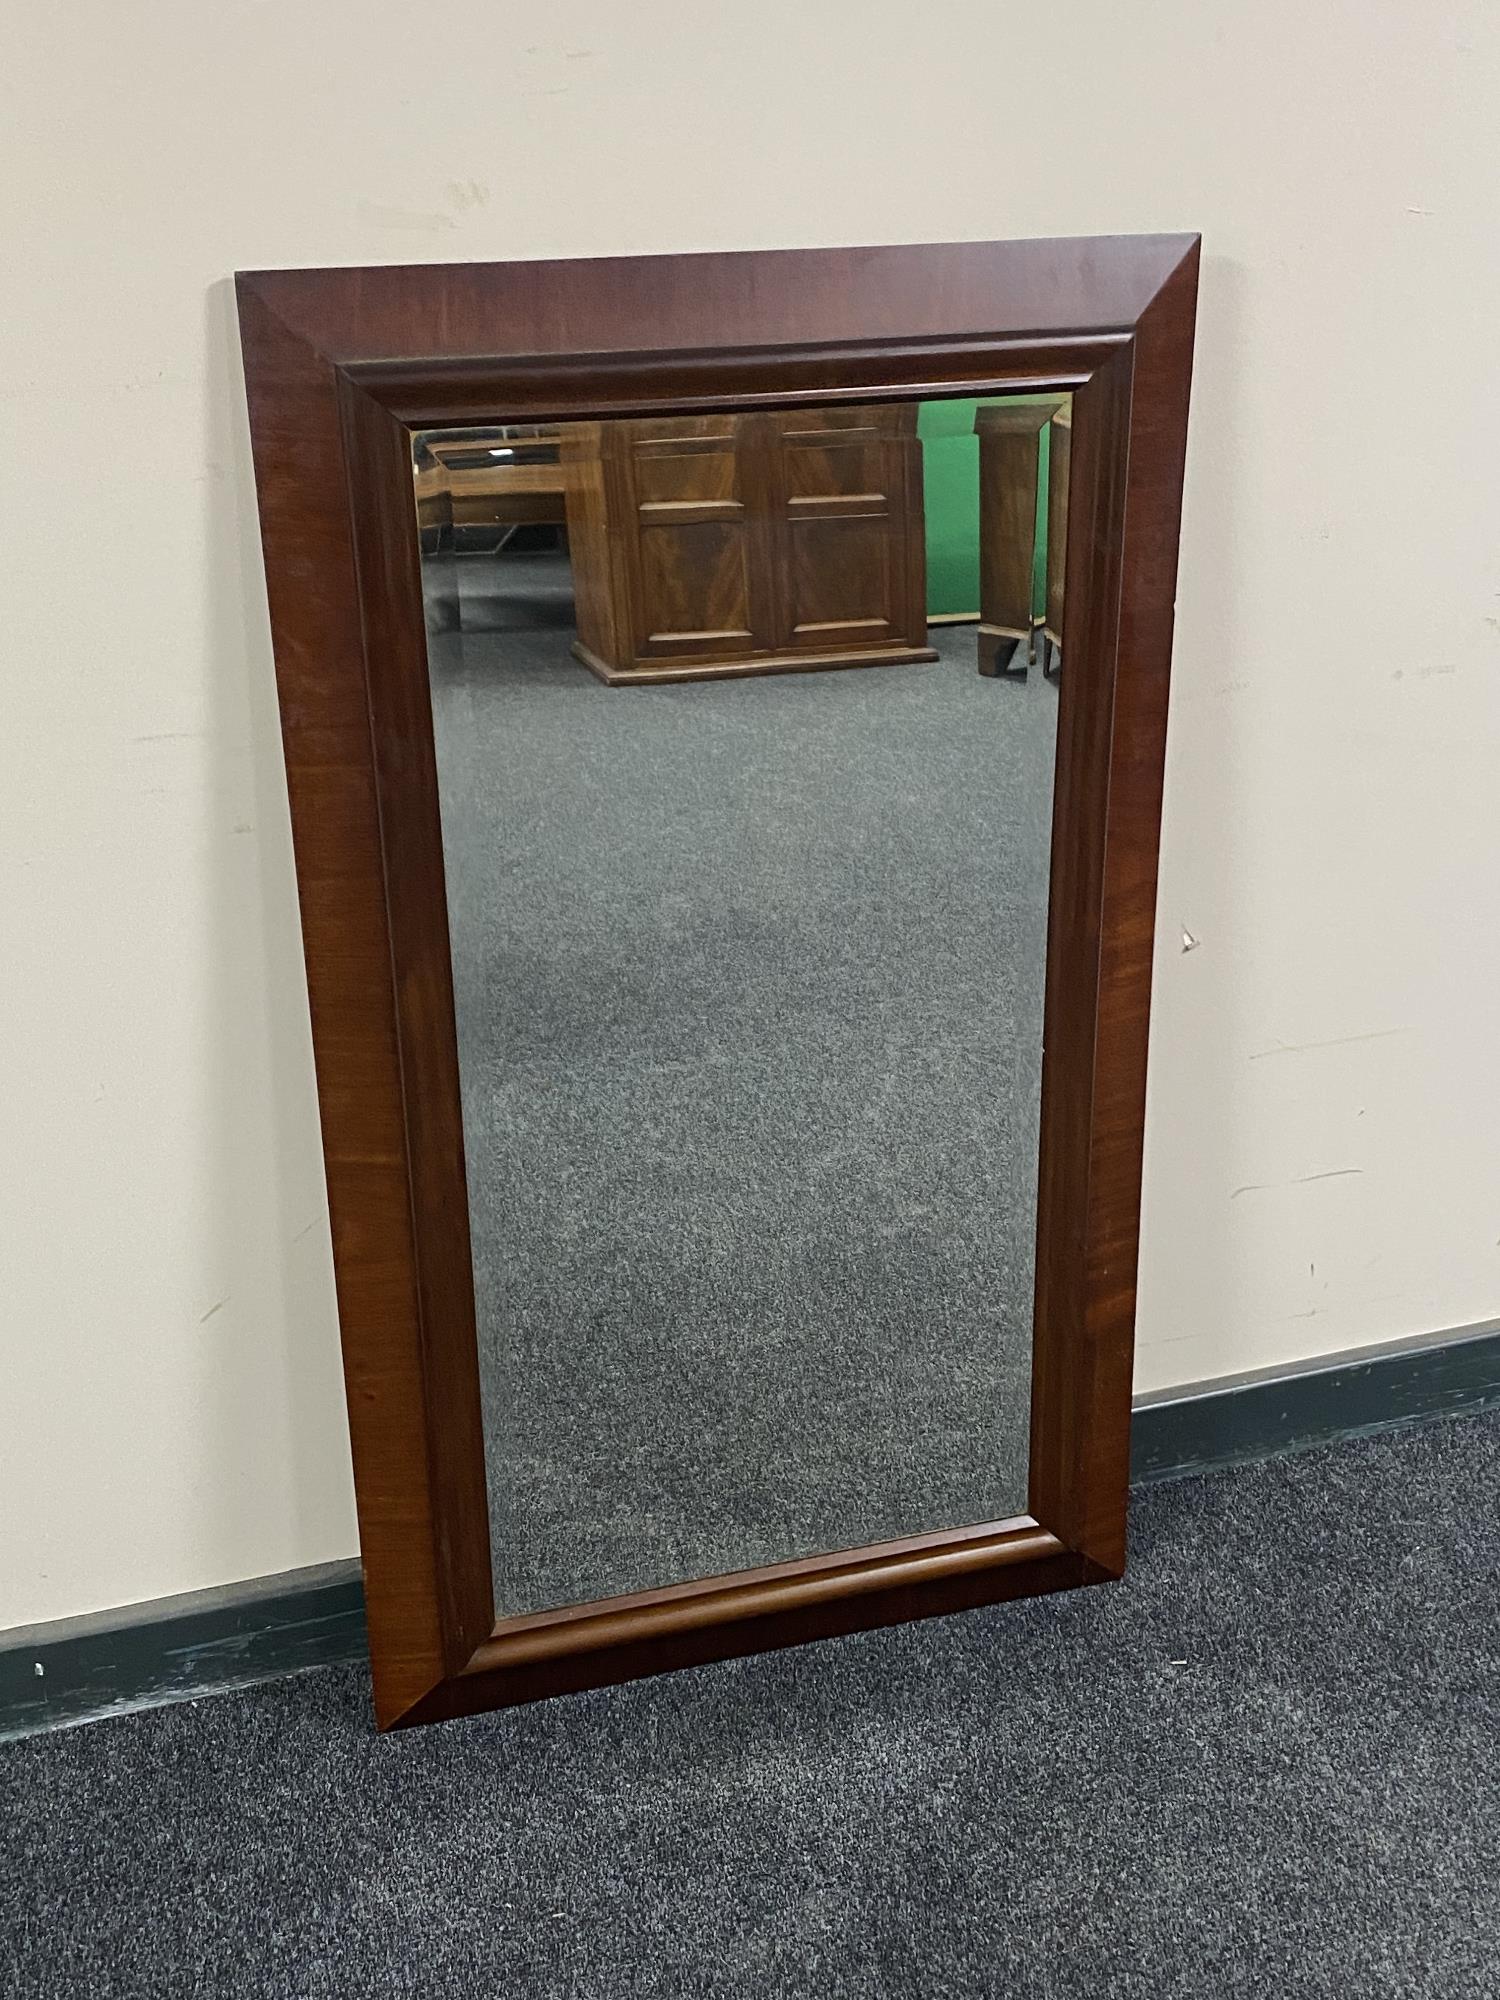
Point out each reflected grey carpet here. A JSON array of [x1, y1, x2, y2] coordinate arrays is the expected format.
[[428, 551, 1058, 1615], [3, 1412, 1497, 1997]]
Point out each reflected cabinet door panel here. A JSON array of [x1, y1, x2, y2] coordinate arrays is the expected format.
[[620, 417, 758, 661], [775, 405, 926, 655], [236, 235, 1198, 1727]]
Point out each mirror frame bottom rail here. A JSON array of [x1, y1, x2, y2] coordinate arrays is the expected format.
[[427, 1521, 1084, 1725], [235, 234, 1200, 1729]]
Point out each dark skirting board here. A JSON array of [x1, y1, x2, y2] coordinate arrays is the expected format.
[[6, 1320, 1497, 1741]]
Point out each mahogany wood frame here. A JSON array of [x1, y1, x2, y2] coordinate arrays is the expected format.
[[235, 235, 1199, 1729]]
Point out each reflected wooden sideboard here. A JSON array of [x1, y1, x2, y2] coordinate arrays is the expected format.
[[561, 406, 936, 684]]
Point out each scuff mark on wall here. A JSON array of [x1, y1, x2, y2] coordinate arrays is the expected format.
[[355, 199, 457, 233], [1250, 1028, 1405, 1061], [1231, 1168, 1364, 1199]]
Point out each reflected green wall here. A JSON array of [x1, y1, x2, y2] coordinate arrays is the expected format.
[[917, 396, 1053, 619]]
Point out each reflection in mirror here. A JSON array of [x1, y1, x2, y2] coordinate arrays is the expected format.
[[412, 395, 1071, 1616]]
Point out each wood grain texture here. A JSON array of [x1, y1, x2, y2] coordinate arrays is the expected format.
[[234, 235, 1199, 1728], [1070, 251, 1199, 1568]]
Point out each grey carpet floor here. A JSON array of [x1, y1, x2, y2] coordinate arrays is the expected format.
[[3, 1411, 1498, 1997], [428, 551, 1057, 1615]]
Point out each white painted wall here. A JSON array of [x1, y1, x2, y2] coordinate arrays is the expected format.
[[5, 2, 1499, 1628]]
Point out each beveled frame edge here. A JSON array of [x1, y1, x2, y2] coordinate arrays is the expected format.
[[234, 235, 1199, 1728]]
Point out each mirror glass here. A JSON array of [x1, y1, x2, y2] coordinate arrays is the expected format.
[[412, 395, 1071, 1616]]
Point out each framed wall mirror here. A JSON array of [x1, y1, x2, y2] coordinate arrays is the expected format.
[[236, 235, 1199, 1728]]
